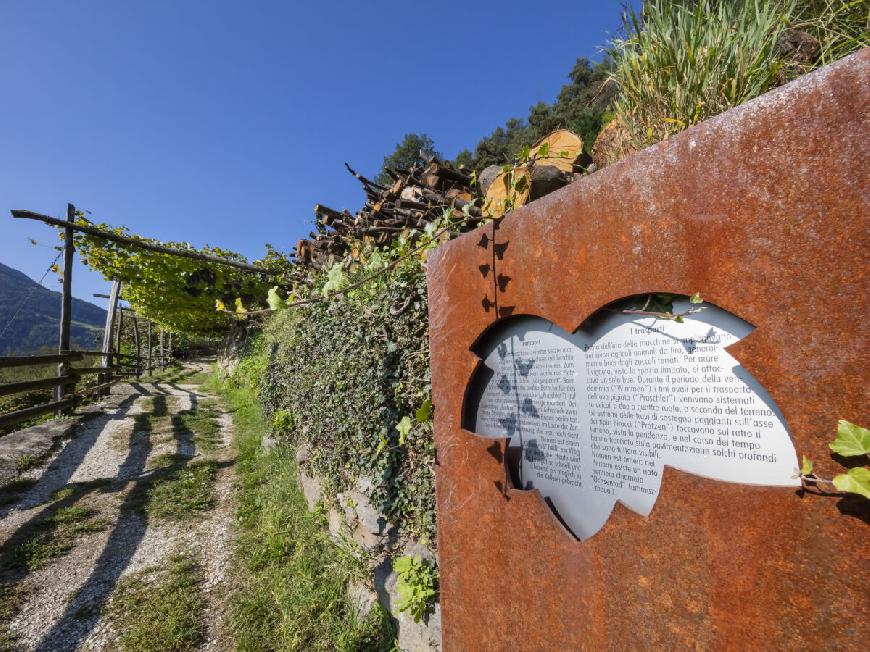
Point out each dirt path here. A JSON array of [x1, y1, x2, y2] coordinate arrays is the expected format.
[[0, 367, 236, 651]]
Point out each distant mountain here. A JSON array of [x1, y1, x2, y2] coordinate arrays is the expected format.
[[0, 261, 107, 355]]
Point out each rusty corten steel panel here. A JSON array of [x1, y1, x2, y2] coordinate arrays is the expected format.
[[426, 49, 869, 651]]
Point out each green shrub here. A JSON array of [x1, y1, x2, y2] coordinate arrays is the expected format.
[[394, 555, 439, 623], [261, 252, 436, 541]]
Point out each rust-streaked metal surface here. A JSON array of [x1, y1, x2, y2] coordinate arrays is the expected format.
[[426, 50, 869, 651]]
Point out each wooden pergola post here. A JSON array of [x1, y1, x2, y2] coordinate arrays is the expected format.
[[56, 203, 76, 413], [146, 320, 152, 375], [99, 281, 121, 396], [131, 312, 141, 380]]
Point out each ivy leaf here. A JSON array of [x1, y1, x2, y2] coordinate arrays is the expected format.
[[375, 433, 388, 456], [689, 291, 703, 304], [267, 287, 283, 311], [415, 399, 432, 423], [215, 299, 226, 312], [829, 420, 870, 457], [800, 455, 813, 476], [234, 297, 246, 314], [832, 467, 870, 499], [322, 263, 346, 297], [396, 416, 412, 445], [393, 556, 415, 574], [536, 142, 550, 157]]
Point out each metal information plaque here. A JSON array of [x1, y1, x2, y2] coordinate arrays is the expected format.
[[467, 299, 799, 539]]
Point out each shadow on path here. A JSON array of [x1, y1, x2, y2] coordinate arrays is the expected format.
[[34, 387, 229, 651], [0, 389, 143, 526]]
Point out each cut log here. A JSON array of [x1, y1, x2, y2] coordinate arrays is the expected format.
[[528, 165, 569, 200], [591, 115, 635, 170], [529, 129, 583, 173], [478, 165, 501, 195], [484, 167, 531, 218]]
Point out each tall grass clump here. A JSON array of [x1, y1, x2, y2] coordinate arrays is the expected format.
[[611, 0, 793, 147], [792, 0, 869, 66]]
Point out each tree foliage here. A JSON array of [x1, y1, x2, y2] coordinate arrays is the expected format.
[[374, 133, 439, 186], [452, 57, 615, 172]]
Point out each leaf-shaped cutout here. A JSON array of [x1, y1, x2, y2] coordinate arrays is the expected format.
[[465, 297, 799, 539]]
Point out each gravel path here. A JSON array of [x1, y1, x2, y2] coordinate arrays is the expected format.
[[0, 371, 236, 651]]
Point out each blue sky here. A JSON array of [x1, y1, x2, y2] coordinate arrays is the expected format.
[[0, 1, 627, 304]]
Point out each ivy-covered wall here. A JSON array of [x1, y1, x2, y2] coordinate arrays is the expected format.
[[259, 256, 436, 541]]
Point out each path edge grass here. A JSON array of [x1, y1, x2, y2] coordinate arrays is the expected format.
[[205, 364, 397, 651]]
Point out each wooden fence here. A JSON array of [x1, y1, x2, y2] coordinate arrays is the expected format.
[[0, 202, 175, 434]]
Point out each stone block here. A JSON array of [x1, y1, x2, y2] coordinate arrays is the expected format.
[[326, 508, 344, 540], [294, 442, 311, 465], [347, 579, 378, 622], [297, 470, 322, 511]]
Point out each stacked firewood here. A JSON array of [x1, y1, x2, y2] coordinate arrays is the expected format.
[[293, 129, 589, 269], [293, 158, 485, 268]]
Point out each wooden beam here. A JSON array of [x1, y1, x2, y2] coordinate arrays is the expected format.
[[11, 209, 279, 275], [0, 375, 74, 397], [70, 367, 117, 375], [0, 353, 84, 368], [0, 398, 78, 429]]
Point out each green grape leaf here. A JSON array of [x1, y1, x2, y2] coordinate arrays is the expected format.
[[536, 142, 550, 157], [829, 420, 870, 457], [689, 291, 703, 304], [234, 297, 246, 314], [415, 398, 432, 423], [267, 287, 283, 311], [396, 416, 413, 445], [215, 299, 226, 312], [832, 467, 870, 499]]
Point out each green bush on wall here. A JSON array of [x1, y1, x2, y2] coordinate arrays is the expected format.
[[260, 254, 436, 541]]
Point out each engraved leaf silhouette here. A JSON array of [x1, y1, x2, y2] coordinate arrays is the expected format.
[[465, 298, 800, 540]]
